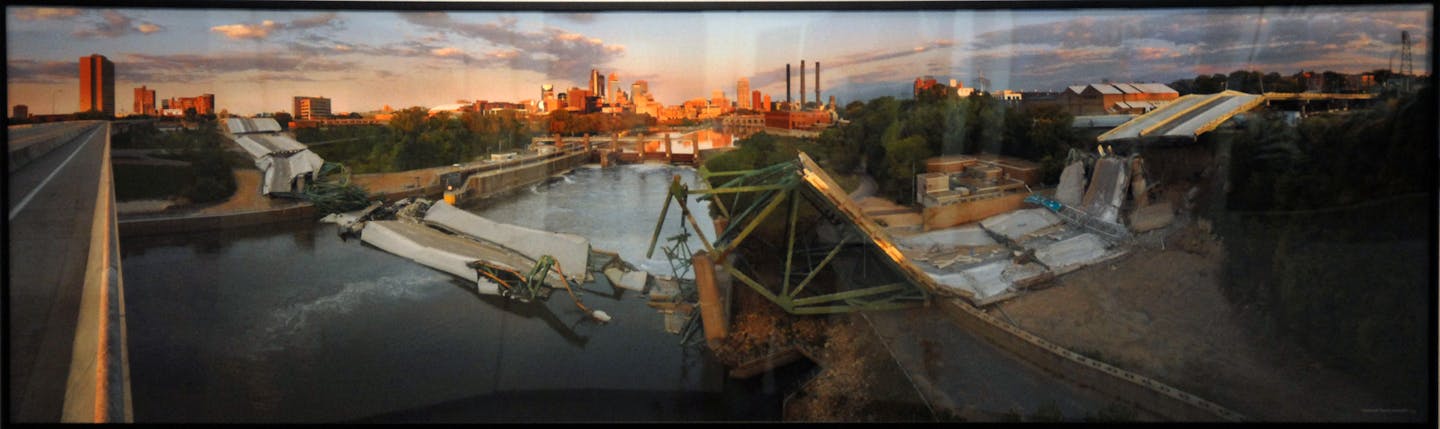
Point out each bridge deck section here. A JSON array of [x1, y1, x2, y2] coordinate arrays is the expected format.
[[8, 122, 132, 422]]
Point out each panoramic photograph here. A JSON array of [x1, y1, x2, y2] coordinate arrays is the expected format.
[[5, 1, 1435, 423]]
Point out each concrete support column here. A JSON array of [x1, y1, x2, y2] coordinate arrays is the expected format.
[[693, 251, 728, 349]]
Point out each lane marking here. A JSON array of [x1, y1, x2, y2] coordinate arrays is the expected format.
[[9, 124, 104, 220]]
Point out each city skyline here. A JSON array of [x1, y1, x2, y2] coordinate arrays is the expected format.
[[6, 5, 1432, 115]]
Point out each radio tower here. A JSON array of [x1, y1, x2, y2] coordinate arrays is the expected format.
[[1400, 30, 1415, 92]]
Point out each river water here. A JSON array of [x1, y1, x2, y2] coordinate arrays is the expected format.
[[121, 164, 805, 422]]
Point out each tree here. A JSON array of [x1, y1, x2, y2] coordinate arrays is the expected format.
[[273, 112, 292, 130], [882, 135, 931, 204]]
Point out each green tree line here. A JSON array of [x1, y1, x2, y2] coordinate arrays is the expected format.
[[1218, 85, 1433, 403]]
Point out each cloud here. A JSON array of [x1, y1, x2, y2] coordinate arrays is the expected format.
[[431, 47, 466, 58], [396, 12, 625, 79], [118, 52, 356, 83], [6, 59, 75, 83], [72, 10, 164, 38], [210, 13, 345, 40], [965, 7, 1429, 90], [13, 7, 83, 21], [211, 20, 279, 40], [556, 13, 596, 24]]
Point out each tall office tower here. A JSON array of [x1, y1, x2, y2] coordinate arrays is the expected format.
[[589, 69, 601, 95], [541, 84, 557, 112], [800, 60, 806, 108], [763, 94, 772, 112], [631, 81, 647, 102], [751, 90, 762, 113], [737, 78, 751, 110], [608, 74, 620, 105], [79, 54, 115, 114], [134, 86, 156, 116]]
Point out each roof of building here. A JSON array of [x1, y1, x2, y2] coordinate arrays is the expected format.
[[1114, 83, 1144, 94], [1089, 84, 1124, 95], [428, 103, 472, 114], [1066, 85, 1087, 95], [1131, 83, 1178, 94]]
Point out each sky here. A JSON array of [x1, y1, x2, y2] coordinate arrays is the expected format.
[[5, 5, 1432, 116]]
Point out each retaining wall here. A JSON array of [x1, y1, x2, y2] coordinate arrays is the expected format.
[[457, 150, 590, 202], [117, 204, 317, 238]]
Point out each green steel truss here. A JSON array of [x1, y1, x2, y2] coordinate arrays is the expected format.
[[647, 160, 927, 315]]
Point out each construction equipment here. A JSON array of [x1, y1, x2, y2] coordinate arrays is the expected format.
[[1023, 194, 1130, 242]]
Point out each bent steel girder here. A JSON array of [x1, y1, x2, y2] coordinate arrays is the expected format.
[[648, 155, 928, 315]]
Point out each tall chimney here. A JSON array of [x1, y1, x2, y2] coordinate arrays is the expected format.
[[815, 62, 821, 108], [786, 64, 792, 105], [800, 60, 807, 108]]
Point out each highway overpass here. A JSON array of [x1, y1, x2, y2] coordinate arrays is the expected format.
[[7, 121, 133, 422]]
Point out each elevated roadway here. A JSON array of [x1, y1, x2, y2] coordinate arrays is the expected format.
[[7, 121, 133, 422], [1098, 91, 1265, 142]]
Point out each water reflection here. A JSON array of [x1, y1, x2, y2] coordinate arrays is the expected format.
[[121, 164, 747, 422]]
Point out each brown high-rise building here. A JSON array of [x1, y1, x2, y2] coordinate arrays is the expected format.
[[751, 90, 762, 113], [763, 94, 772, 112], [79, 54, 115, 115], [197, 94, 215, 115], [134, 86, 157, 116]]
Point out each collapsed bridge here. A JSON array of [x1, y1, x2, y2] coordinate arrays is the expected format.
[[659, 153, 1247, 422]]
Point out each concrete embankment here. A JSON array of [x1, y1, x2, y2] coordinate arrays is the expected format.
[[936, 298, 1245, 421], [453, 150, 591, 203], [118, 150, 592, 238], [118, 204, 318, 238]]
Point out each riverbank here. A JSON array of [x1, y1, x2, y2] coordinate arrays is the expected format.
[[117, 150, 592, 237], [995, 217, 1417, 422]]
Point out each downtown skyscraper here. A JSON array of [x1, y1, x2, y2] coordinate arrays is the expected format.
[[79, 54, 114, 115]]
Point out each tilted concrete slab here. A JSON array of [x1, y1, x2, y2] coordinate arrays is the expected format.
[[1034, 233, 1109, 272], [897, 225, 997, 249], [979, 208, 1063, 241], [928, 260, 1013, 300], [1055, 161, 1087, 207], [1079, 157, 1129, 224], [423, 201, 591, 282], [223, 117, 282, 134], [361, 220, 506, 295]]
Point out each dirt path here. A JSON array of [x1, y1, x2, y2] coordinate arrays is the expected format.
[[995, 222, 1405, 422]]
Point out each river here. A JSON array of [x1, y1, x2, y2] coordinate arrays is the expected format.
[[120, 163, 810, 422]]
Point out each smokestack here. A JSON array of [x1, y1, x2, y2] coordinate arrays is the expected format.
[[786, 63, 792, 105], [815, 62, 821, 108], [800, 60, 806, 108]]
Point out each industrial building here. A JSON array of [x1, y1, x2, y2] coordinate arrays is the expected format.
[[915, 155, 1042, 230], [293, 96, 332, 120], [1057, 83, 1178, 115], [133, 86, 157, 116]]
